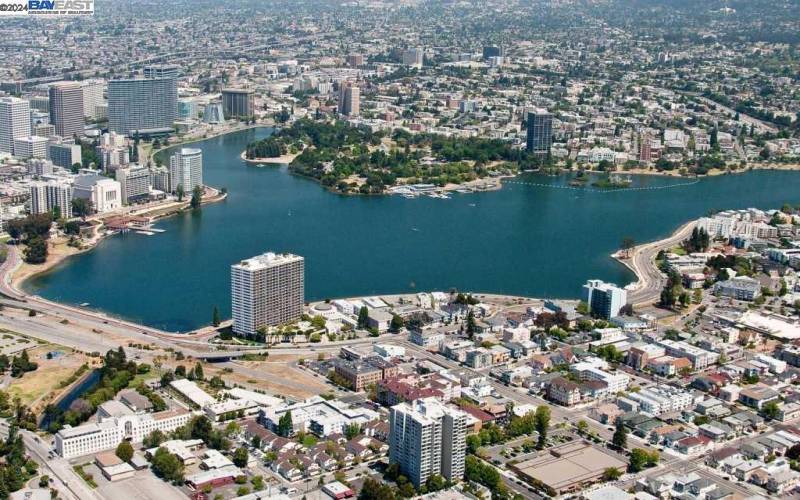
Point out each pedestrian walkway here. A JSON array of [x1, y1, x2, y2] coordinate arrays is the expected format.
[[502, 178, 701, 193]]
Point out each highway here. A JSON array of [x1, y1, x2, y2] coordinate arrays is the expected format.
[[620, 220, 697, 306]]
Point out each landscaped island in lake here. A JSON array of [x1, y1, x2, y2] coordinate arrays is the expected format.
[[244, 119, 531, 195]]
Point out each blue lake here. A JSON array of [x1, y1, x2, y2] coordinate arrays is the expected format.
[[24, 128, 800, 332]]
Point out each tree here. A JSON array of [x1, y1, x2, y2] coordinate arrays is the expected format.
[[277, 411, 293, 437], [193, 362, 204, 381], [115, 440, 133, 462], [358, 478, 398, 500], [144, 429, 166, 448], [466, 310, 476, 339], [345, 423, 361, 440], [190, 185, 203, 209], [602, 467, 622, 481], [151, 447, 184, 483], [357, 306, 369, 329], [190, 415, 213, 443], [212, 306, 221, 327], [71, 197, 92, 219], [233, 447, 249, 468], [176, 184, 185, 202], [425, 474, 446, 493], [389, 314, 404, 333], [629, 448, 658, 472], [612, 420, 628, 449], [251, 435, 262, 449], [762, 401, 780, 420], [23, 236, 47, 264], [576, 420, 588, 435], [534, 405, 551, 449]]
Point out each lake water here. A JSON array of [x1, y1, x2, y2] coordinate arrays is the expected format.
[[24, 128, 800, 332]]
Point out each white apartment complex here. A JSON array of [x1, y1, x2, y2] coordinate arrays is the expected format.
[[30, 180, 73, 218], [231, 252, 304, 336], [625, 386, 694, 416], [389, 397, 467, 489], [0, 96, 31, 155], [698, 210, 778, 240], [260, 396, 379, 437], [116, 166, 151, 204]]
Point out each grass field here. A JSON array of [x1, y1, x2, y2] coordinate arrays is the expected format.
[[6, 346, 91, 409]]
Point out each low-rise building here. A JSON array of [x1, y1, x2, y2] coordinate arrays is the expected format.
[[55, 408, 194, 459]]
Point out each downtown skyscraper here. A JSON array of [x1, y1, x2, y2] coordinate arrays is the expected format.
[[0, 96, 31, 155], [49, 82, 84, 138]]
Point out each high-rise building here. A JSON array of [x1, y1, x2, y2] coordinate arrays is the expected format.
[[168, 148, 203, 194], [49, 82, 84, 138], [108, 65, 177, 135], [583, 279, 627, 319], [526, 108, 553, 159], [80, 79, 105, 119], [116, 166, 151, 205], [47, 139, 82, 169], [346, 54, 364, 67], [402, 48, 424, 68], [338, 83, 360, 116], [389, 398, 467, 489], [0, 96, 31, 155], [30, 180, 73, 218], [231, 252, 304, 336], [482, 46, 505, 60], [13, 136, 48, 159], [221, 89, 255, 119]]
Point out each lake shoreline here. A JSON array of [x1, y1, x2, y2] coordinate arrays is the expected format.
[[13, 186, 228, 294], [22, 127, 800, 332]]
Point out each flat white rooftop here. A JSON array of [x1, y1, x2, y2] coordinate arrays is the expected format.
[[233, 252, 303, 272]]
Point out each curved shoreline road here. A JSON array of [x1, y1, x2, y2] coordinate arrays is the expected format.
[[617, 220, 697, 306]]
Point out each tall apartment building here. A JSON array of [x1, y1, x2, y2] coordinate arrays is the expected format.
[[346, 54, 364, 67], [221, 89, 255, 119], [47, 139, 82, 169], [231, 252, 304, 336], [80, 79, 105, 119], [0, 96, 31, 155], [29, 180, 73, 218], [49, 82, 84, 138], [116, 166, 151, 205], [168, 148, 203, 194], [526, 108, 553, 159], [389, 398, 467, 489], [583, 279, 627, 319], [338, 83, 360, 116], [402, 48, 424, 68], [482, 46, 505, 60], [108, 65, 177, 135]]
